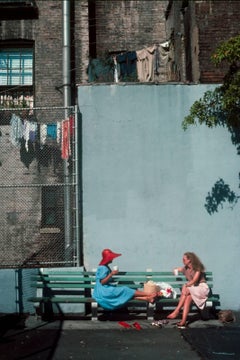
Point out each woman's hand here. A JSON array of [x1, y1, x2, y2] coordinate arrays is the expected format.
[[112, 269, 119, 275]]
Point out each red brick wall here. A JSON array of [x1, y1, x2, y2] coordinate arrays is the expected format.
[[195, 0, 240, 83], [94, 0, 167, 55], [166, 0, 240, 83]]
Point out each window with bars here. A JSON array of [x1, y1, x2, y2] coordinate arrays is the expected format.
[[0, 49, 33, 86]]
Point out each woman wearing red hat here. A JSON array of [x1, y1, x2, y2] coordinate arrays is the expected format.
[[93, 249, 157, 310]]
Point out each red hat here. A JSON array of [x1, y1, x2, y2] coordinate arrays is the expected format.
[[99, 249, 121, 265]]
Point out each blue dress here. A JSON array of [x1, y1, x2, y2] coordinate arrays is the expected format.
[[93, 265, 135, 310]]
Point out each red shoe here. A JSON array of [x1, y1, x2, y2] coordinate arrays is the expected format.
[[133, 322, 142, 330], [118, 321, 131, 329]]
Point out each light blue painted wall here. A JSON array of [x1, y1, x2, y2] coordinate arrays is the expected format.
[[78, 84, 240, 311], [0, 270, 17, 313]]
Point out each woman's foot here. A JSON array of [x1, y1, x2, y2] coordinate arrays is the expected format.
[[176, 321, 187, 329], [148, 293, 157, 303], [167, 310, 179, 319]]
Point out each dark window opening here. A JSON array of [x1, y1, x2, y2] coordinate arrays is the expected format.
[[42, 186, 59, 227], [0, 1, 39, 20]]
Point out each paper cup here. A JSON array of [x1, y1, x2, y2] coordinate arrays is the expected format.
[[174, 268, 178, 276], [113, 265, 119, 271]]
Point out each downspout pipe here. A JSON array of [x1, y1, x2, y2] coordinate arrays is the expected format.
[[62, 0, 71, 257]]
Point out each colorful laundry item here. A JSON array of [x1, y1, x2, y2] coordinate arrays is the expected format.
[[10, 113, 23, 147], [87, 58, 114, 82], [116, 51, 137, 80], [40, 124, 47, 145], [57, 121, 61, 144], [29, 122, 37, 142], [23, 120, 30, 151], [136, 45, 156, 82], [61, 119, 71, 160], [22, 120, 38, 150], [47, 123, 57, 140], [20, 138, 35, 169]]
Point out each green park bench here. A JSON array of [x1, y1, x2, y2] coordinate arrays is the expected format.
[[28, 268, 220, 321]]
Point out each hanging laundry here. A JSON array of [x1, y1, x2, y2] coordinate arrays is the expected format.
[[113, 56, 119, 83], [10, 113, 23, 147], [29, 122, 37, 142], [57, 121, 61, 144], [40, 124, 47, 145], [159, 41, 170, 66], [23, 120, 30, 151], [116, 51, 137, 80], [61, 119, 71, 160], [20, 138, 35, 169], [136, 45, 156, 82], [69, 115, 74, 137], [154, 45, 161, 75], [47, 123, 57, 140], [87, 58, 114, 82]]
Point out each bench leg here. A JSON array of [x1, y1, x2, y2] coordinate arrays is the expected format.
[[91, 301, 98, 321], [147, 302, 155, 321]]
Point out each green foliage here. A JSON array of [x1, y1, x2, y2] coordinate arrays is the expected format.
[[183, 35, 240, 133], [211, 35, 240, 65], [182, 88, 225, 130]]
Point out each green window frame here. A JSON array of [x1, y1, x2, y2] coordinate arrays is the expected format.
[[0, 49, 33, 86]]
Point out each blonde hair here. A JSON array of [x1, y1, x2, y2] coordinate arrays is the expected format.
[[184, 252, 205, 272]]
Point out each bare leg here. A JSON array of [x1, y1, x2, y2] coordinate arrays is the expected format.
[[177, 294, 192, 326], [133, 290, 157, 303], [167, 285, 190, 319]]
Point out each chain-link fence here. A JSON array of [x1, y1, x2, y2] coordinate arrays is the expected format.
[[0, 106, 81, 268]]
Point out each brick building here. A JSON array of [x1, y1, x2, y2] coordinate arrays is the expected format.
[[166, 0, 240, 83], [0, 0, 240, 268]]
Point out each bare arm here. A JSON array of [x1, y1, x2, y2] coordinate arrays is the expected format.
[[185, 271, 201, 287], [100, 269, 119, 285]]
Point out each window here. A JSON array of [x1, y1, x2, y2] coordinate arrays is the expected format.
[[0, 49, 33, 86], [0, 42, 34, 111], [0, 1, 39, 20], [42, 186, 59, 227]]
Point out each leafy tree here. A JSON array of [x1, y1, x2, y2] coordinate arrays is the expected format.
[[182, 35, 240, 214]]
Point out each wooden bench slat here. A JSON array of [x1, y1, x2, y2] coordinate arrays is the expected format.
[[31, 283, 94, 289]]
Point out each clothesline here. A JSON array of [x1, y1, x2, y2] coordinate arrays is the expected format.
[[88, 40, 173, 83], [9, 113, 74, 160]]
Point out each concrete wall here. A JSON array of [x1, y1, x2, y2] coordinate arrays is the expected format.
[[0, 270, 17, 313], [78, 84, 240, 311]]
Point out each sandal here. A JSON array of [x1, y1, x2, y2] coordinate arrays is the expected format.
[[176, 322, 187, 329], [151, 321, 162, 328]]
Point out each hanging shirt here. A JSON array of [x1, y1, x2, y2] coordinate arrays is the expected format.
[[10, 113, 23, 147], [116, 51, 137, 80], [136, 45, 156, 82]]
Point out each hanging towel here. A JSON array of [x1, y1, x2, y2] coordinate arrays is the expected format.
[[136, 45, 156, 82], [61, 119, 71, 160]]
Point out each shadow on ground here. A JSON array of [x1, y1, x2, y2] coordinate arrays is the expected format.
[[181, 327, 240, 360], [0, 314, 62, 360]]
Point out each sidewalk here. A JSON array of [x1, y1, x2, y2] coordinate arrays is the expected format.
[[0, 312, 239, 360]]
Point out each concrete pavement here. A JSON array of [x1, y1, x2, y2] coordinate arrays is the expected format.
[[0, 312, 239, 360]]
